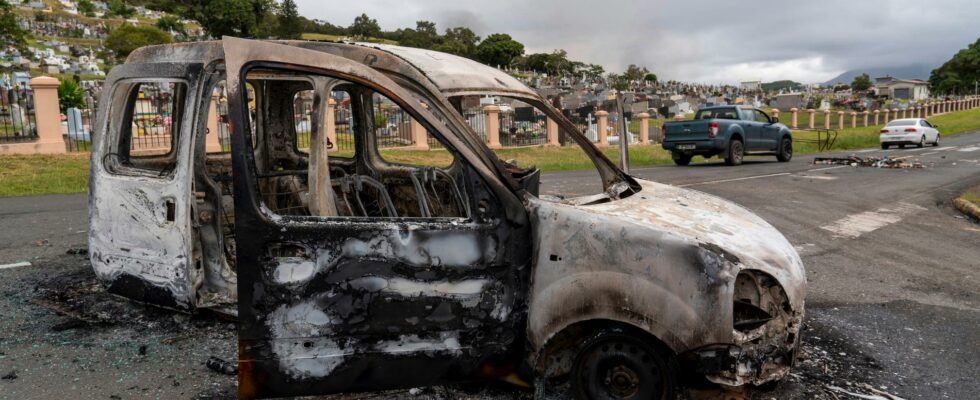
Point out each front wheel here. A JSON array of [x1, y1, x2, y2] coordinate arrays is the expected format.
[[672, 153, 693, 166], [572, 330, 676, 400], [933, 134, 940, 147], [725, 139, 744, 166], [776, 137, 793, 162]]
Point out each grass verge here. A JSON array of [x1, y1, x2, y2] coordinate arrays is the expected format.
[[953, 185, 980, 221], [2, 108, 980, 198]]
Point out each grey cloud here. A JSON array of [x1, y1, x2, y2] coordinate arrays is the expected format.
[[296, 0, 980, 83]]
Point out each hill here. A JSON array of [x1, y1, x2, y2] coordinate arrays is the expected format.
[[822, 65, 934, 86]]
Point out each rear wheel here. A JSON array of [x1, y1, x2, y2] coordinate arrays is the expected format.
[[917, 136, 925, 148], [776, 137, 793, 162], [725, 139, 744, 166], [672, 153, 692, 166], [881, 143, 889, 150], [572, 329, 676, 400]]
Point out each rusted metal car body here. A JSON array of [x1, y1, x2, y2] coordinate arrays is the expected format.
[[88, 37, 806, 398]]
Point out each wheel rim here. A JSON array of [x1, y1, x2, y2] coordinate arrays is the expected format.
[[783, 139, 793, 156], [733, 141, 743, 163], [576, 337, 667, 400]]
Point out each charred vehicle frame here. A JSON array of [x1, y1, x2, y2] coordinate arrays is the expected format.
[[88, 37, 806, 399]]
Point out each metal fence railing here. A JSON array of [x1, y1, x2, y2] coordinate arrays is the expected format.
[[0, 86, 38, 144]]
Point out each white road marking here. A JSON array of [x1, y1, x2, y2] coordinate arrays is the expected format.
[[920, 152, 938, 156], [0, 261, 32, 270], [906, 147, 930, 152], [935, 146, 957, 151], [956, 146, 980, 152], [679, 172, 791, 187], [820, 202, 926, 239], [796, 175, 838, 180], [808, 165, 848, 172], [853, 149, 876, 153]]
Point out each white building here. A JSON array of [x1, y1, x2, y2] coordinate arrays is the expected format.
[[874, 77, 930, 100]]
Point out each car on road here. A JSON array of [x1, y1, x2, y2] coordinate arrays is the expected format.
[[662, 106, 793, 166], [879, 118, 940, 149], [88, 38, 806, 399]]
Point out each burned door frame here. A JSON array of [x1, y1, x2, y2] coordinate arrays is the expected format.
[[222, 38, 531, 398], [89, 62, 202, 311]]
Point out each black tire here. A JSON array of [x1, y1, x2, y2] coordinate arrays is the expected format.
[[572, 329, 676, 400], [776, 136, 793, 162], [725, 139, 744, 166], [917, 136, 925, 148], [672, 153, 692, 166], [881, 144, 889, 150], [933, 134, 940, 147], [899, 144, 906, 149]]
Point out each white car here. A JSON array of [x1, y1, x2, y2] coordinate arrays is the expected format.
[[879, 118, 940, 149]]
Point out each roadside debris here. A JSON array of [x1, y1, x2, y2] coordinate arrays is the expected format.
[[826, 384, 907, 400], [814, 155, 925, 168], [1, 370, 17, 380], [206, 357, 238, 375], [65, 247, 88, 255]]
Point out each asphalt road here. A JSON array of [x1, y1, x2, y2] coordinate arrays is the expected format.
[[1, 131, 979, 399]]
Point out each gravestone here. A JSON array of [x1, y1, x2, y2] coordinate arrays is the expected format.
[[67, 107, 86, 140], [10, 104, 23, 128], [584, 113, 597, 142]]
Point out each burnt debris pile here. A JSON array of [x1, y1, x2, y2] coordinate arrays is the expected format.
[[814, 155, 926, 169]]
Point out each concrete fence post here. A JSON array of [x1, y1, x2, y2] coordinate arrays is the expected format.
[[14, 76, 66, 154], [862, 110, 869, 126], [883, 108, 890, 122], [484, 104, 501, 149], [918, 106, 923, 118], [837, 111, 844, 129], [637, 112, 650, 144], [924, 103, 929, 117], [873, 109, 880, 125], [596, 110, 609, 147], [409, 107, 430, 150], [901, 108, 907, 119], [546, 117, 560, 146], [892, 109, 899, 121], [771, 108, 780, 121], [790, 108, 798, 129], [205, 91, 223, 153], [807, 109, 815, 129], [850, 111, 857, 128], [823, 110, 831, 129], [945, 101, 950, 113]]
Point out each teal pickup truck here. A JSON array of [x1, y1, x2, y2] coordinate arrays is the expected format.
[[662, 106, 793, 166]]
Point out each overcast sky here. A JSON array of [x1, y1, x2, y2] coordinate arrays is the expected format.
[[294, 0, 980, 84]]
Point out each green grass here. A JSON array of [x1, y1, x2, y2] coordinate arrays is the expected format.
[[0, 154, 89, 197], [2, 107, 980, 198]]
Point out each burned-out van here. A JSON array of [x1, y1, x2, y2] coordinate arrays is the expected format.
[[89, 37, 805, 399]]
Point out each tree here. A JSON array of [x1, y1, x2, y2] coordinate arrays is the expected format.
[[105, 24, 173, 59], [432, 26, 479, 58], [276, 0, 301, 39], [58, 79, 86, 112], [0, 0, 29, 53], [107, 0, 136, 19], [929, 38, 980, 95], [156, 15, 185, 36], [851, 73, 872, 92], [584, 64, 605, 80], [163, 0, 275, 38], [349, 13, 380, 39], [475, 33, 524, 68], [622, 64, 649, 82], [77, 0, 96, 17], [643, 73, 658, 83]]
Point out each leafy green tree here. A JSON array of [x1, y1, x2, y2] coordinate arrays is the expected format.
[[58, 79, 86, 112], [105, 24, 173, 59], [851, 73, 872, 92], [349, 13, 380, 39], [929, 38, 980, 95], [475, 33, 524, 68], [161, 0, 274, 38], [0, 0, 29, 53], [107, 0, 137, 19], [276, 0, 301, 39], [583, 64, 604, 80], [398, 20, 440, 49], [643, 73, 657, 83], [156, 15, 185, 35], [77, 0, 96, 17], [622, 64, 649, 82], [432, 27, 479, 58]]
